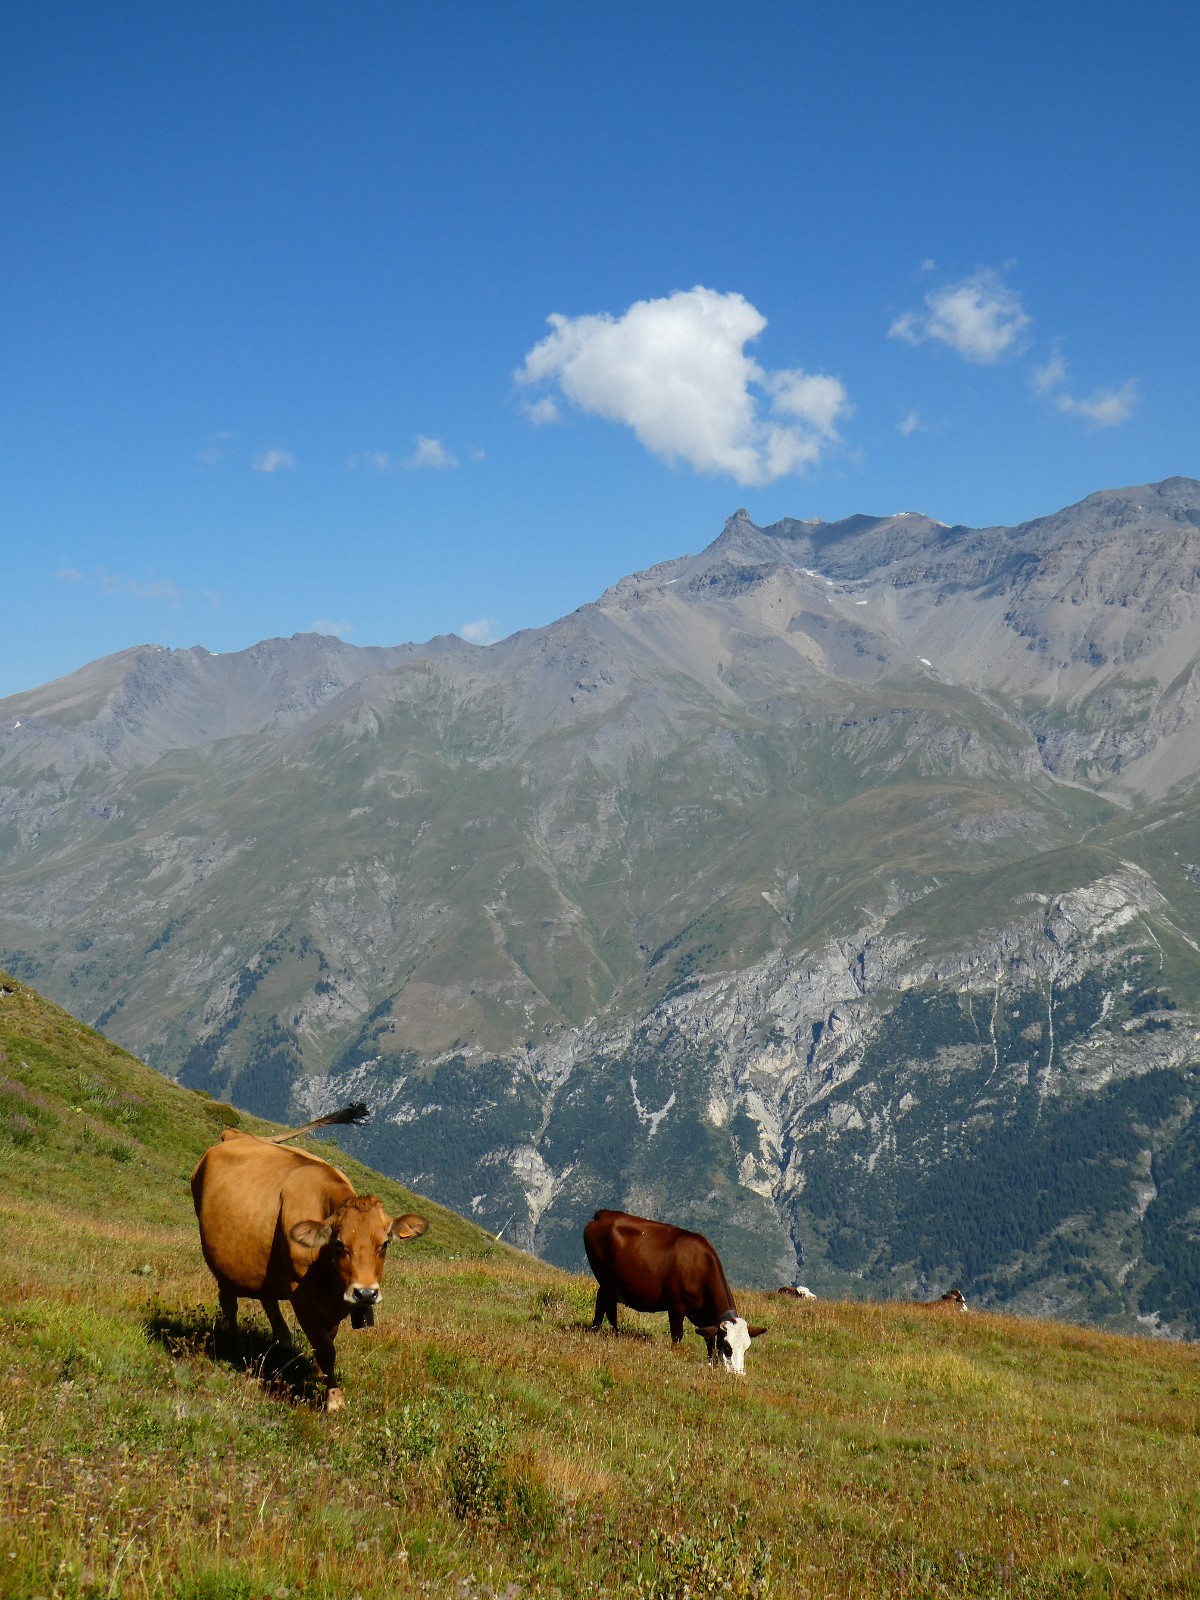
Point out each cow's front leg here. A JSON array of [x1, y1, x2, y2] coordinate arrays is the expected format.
[[217, 1282, 240, 1333], [292, 1299, 343, 1412], [668, 1310, 685, 1345], [259, 1298, 293, 1347]]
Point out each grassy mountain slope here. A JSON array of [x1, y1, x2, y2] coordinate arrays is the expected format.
[[3, 973, 1200, 1600]]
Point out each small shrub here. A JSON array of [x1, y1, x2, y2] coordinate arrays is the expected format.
[[634, 1516, 772, 1600], [173, 1572, 261, 1600], [76, 1121, 137, 1161], [0, 1075, 58, 1147], [349, 1398, 443, 1470], [530, 1281, 593, 1328], [444, 1407, 510, 1521]]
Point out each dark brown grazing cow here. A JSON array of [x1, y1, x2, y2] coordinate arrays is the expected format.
[[191, 1113, 427, 1412], [583, 1209, 766, 1373], [777, 1284, 816, 1299]]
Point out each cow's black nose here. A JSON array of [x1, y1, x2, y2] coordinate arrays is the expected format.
[[353, 1286, 380, 1304]]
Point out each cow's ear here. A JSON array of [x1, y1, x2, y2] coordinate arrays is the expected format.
[[389, 1213, 428, 1240], [693, 1324, 719, 1342], [747, 1324, 768, 1339], [289, 1219, 333, 1250]]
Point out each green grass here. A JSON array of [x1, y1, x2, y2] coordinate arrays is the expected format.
[[3, 972, 1200, 1598]]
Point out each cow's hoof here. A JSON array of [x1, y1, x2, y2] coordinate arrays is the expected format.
[[325, 1387, 345, 1414]]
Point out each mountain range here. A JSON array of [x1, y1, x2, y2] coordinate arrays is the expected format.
[[3, 476, 1199, 1332]]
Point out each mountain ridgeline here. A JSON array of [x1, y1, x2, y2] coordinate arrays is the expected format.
[[3, 478, 1200, 1331]]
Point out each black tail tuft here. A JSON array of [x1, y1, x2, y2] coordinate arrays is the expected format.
[[266, 1102, 372, 1143], [319, 1101, 370, 1128]]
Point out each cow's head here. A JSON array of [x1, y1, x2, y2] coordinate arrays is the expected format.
[[696, 1314, 767, 1375], [941, 1289, 968, 1312], [289, 1198, 428, 1320]]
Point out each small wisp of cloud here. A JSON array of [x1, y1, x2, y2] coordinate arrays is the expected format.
[[1031, 346, 1069, 396], [516, 285, 850, 487], [898, 410, 922, 437], [405, 436, 458, 470], [347, 451, 395, 473], [312, 619, 354, 639], [56, 565, 190, 607], [1031, 343, 1138, 429], [460, 617, 500, 645], [196, 430, 236, 466], [253, 449, 295, 473], [1055, 381, 1138, 428], [98, 570, 182, 605], [521, 395, 562, 427], [890, 267, 1031, 364]]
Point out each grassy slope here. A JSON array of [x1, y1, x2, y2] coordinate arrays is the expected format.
[[2, 973, 1200, 1600]]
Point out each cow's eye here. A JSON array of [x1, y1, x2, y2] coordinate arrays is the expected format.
[[378, 1242, 388, 1254], [334, 1240, 348, 1256]]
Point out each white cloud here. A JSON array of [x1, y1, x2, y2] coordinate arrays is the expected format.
[[254, 449, 295, 473], [898, 410, 922, 437], [1056, 380, 1138, 429], [515, 285, 850, 487], [460, 617, 500, 645], [890, 268, 1031, 364], [312, 618, 354, 639], [919, 258, 937, 274], [347, 451, 394, 472], [55, 566, 84, 582], [405, 436, 457, 470]]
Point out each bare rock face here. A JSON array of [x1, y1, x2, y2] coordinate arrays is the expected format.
[[2, 478, 1200, 1331]]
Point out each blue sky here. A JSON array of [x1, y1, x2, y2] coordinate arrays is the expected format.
[[2, 1, 1197, 697]]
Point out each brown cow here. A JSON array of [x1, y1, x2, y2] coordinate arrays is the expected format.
[[928, 1288, 968, 1311], [583, 1209, 766, 1373], [190, 1120, 427, 1411]]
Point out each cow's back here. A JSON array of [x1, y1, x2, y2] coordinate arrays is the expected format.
[[191, 1137, 355, 1297], [584, 1209, 733, 1321]]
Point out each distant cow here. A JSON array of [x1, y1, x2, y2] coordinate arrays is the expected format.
[[190, 1107, 427, 1411], [931, 1288, 968, 1311], [777, 1284, 816, 1300], [910, 1288, 968, 1312], [583, 1209, 766, 1374]]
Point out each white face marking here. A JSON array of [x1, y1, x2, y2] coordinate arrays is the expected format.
[[718, 1316, 752, 1375]]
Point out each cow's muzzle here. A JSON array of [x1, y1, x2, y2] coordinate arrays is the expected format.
[[347, 1285, 380, 1330]]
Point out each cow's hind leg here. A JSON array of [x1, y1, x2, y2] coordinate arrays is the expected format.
[[591, 1287, 619, 1333], [259, 1298, 293, 1347]]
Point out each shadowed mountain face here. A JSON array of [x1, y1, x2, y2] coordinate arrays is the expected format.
[[3, 479, 1200, 1329]]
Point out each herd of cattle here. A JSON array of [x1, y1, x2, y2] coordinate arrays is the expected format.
[[191, 1107, 967, 1411]]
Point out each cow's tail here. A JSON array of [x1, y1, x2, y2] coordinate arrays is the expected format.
[[266, 1102, 370, 1143]]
